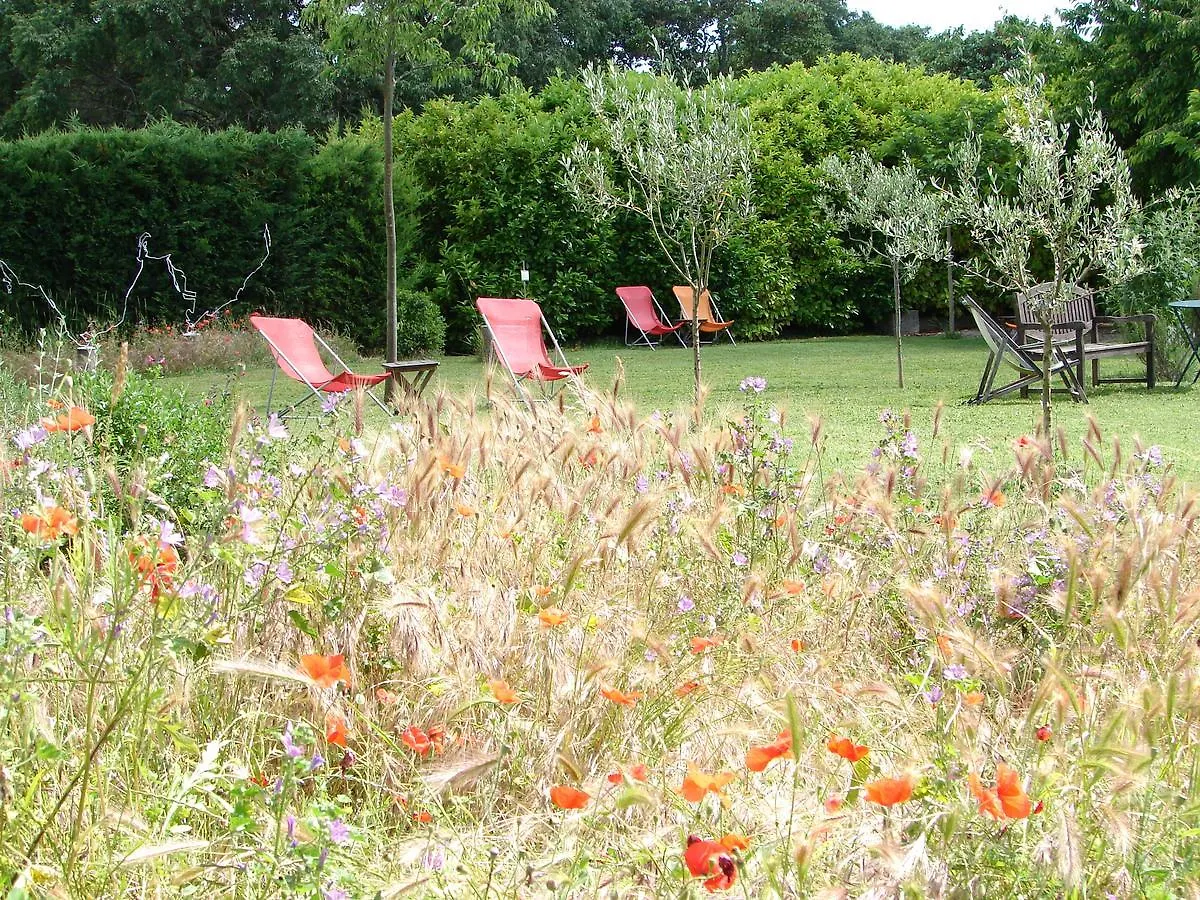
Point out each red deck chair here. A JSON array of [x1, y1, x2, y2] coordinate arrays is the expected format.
[[616, 286, 686, 349], [475, 297, 588, 404], [672, 285, 735, 345], [249, 313, 391, 418]]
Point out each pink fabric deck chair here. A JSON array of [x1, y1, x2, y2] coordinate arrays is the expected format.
[[615, 286, 686, 349], [250, 313, 391, 418], [475, 297, 588, 403]]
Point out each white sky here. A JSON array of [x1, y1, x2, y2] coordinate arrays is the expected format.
[[850, 0, 1063, 33]]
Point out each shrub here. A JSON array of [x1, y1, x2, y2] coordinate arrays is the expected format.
[[394, 289, 447, 357]]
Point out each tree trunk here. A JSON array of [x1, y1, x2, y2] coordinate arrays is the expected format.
[[383, 48, 398, 403], [893, 258, 904, 389], [946, 225, 955, 334], [1041, 317, 1053, 437], [692, 282, 702, 408]]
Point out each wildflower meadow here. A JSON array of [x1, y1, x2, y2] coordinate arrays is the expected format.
[[2, 356, 1198, 898]]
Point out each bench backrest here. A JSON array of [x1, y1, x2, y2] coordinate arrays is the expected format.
[[1016, 282, 1094, 337]]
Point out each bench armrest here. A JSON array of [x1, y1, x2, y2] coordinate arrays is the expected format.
[[1095, 314, 1157, 326]]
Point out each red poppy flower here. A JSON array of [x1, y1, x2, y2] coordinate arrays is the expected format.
[[607, 763, 649, 784], [325, 713, 348, 747], [864, 774, 913, 807], [981, 488, 1006, 508], [968, 771, 1004, 820], [675, 680, 701, 697], [680, 764, 736, 803], [691, 635, 723, 654], [300, 654, 349, 689], [600, 685, 644, 706], [684, 836, 737, 891], [826, 735, 870, 763], [1036, 724, 1052, 741], [412, 810, 433, 824], [549, 785, 590, 809], [746, 730, 792, 772], [375, 687, 399, 705], [401, 724, 434, 756]]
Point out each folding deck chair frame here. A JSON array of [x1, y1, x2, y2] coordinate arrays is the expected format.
[[960, 296, 1086, 404], [250, 313, 391, 419], [672, 285, 736, 345], [615, 286, 687, 349], [475, 297, 589, 409]]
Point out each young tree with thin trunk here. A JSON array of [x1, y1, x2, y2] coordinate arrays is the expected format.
[[562, 65, 756, 406], [951, 59, 1143, 436], [305, 0, 549, 399], [821, 152, 950, 388]]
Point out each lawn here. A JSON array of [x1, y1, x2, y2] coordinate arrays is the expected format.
[[5, 329, 1200, 897], [169, 334, 1200, 483]]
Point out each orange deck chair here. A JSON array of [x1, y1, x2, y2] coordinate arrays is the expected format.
[[250, 313, 391, 418], [672, 285, 735, 344], [475, 297, 588, 404], [615, 286, 686, 349]]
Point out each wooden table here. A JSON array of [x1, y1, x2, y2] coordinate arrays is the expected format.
[[383, 360, 439, 400], [1169, 300, 1200, 387]]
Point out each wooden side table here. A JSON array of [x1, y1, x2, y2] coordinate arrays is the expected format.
[[383, 360, 439, 400]]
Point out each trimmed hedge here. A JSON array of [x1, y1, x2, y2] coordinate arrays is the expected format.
[[0, 58, 1009, 351]]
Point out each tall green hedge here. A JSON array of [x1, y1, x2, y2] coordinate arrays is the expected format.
[[0, 58, 1008, 351]]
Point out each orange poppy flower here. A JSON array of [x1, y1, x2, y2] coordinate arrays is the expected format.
[[300, 653, 349, 688], [864, 774, 913, 807], [456, 503, 476, 518], [20, 504, 80, 541], [964, 691, 985, 706], [325, 713, 348, 747], [401, 724, 434, 756], [782, 580, 804, 595], [719, 482, 745, 497], [691, 635, 723, 654], [773, 512, 789, 529], [375, 687, 399, 705], [538, 607, 568, 628], [675, 680, 701, 697], [488, 678, 520, 704], [936, 634, 952, 656], [412, 810, 433, 824], [968, 771, 1005, 820], [549, 785, 590, 809], [586, 415, 603, 434], [719, 833, 749, 852], [746, 730, 792, 772], [826, 736, 870, 763], [437, 456, 466, 479], [684, 836, 737, 891], [981, 488, 1006, 508], [600, 685, 644, 706], [40, 406, 96, 433], [533, 584, 552, 598], [995, 763, 1032, 818], [679, 764, 736, 803], [790, 639, 805, 652]]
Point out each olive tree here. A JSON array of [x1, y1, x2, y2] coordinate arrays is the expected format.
[[562, 65, 756, 406], [821, 152, 951, 388], [951, 61, 1143, 435]]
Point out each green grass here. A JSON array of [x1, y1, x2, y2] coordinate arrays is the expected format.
[[168, 334, 1200, 481]]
